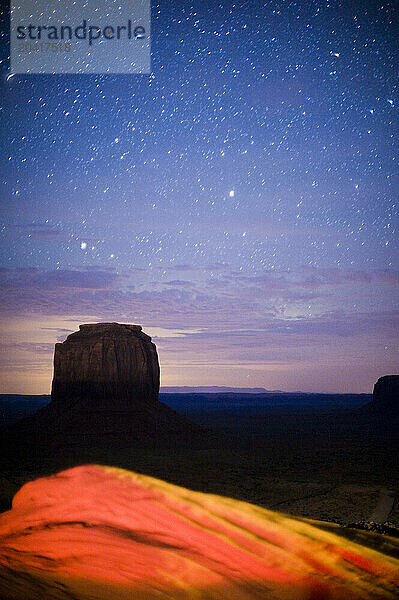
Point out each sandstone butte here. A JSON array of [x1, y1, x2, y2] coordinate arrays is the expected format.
[[0, 465, 398, 600], [51, 322, 160, 407], [1, 323, 198, 456]]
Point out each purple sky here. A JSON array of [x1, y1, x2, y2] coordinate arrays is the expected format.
[[0, 1, 397, 393]]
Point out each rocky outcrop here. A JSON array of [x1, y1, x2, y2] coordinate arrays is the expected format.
[[51, 323, 160, 408], [0, 465, 398, 600], [1, 323, 200, 466], [371, 376, 399, 414]]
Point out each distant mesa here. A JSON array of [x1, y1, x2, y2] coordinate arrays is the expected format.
[[0, 465, 398, 600], [369, 375, 399, 415], [161, 386, 273, 394]]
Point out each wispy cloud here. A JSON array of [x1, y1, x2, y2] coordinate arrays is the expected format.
[[0, 265, 397, 393], [0, 267, 121, 291], [13, 222, 67, 242]]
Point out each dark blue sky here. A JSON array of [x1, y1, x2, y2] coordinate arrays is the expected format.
[[0, 1, 397, 393]]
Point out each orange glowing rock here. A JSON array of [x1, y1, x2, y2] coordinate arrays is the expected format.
[[0, 465, 398, 599]]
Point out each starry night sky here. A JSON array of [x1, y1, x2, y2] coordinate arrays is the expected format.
[[0, 0, 397, 394]]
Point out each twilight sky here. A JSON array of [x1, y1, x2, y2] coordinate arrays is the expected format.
[[0, 0, 398, 394]]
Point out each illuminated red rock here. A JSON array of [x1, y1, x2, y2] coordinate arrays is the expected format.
[[0, 466, 398, 599]]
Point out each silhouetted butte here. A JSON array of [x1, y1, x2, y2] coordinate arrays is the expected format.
[[2, 323, 201, 467]]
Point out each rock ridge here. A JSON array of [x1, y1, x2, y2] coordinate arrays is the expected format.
[[1, 465, 398, 600]]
